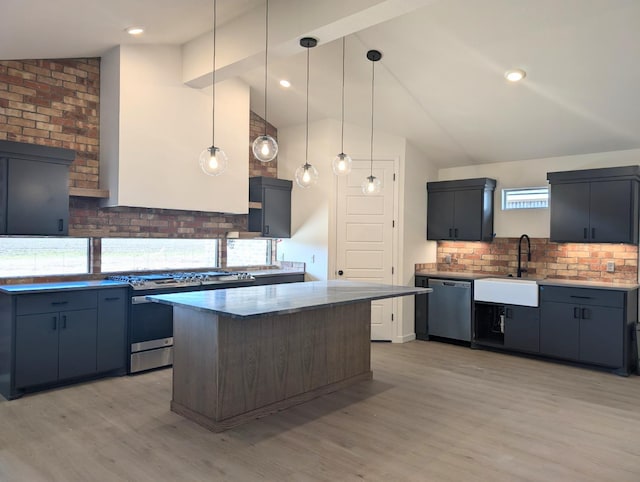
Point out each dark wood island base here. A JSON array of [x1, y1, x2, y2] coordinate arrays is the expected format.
[[170, 301, 373, 432]]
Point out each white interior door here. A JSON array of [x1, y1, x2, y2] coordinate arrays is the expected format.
[[336, 160, 395, 341]]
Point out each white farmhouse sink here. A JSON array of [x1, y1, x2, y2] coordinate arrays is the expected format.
[[474, 278, 539, 307]]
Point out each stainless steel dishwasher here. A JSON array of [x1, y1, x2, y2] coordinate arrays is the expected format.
[[427, 278, 472, 341]]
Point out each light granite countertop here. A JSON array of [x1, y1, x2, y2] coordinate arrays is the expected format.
[[0, 280, 129, 294], [147, 280, 430, 319]]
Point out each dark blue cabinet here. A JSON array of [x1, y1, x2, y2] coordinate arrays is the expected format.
[[539, 285, 636, 374], [249, 177, 292, 238], [427, 178, 496, 241], [504, 305, 540, 353], [97, 289, 128, 373], [1, 286, 128, 399], [15, 313, 60, 388], [548, 166, 640, 244], [0, 140, 74, 235]]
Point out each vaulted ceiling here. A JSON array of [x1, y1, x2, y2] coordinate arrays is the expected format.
[[2, 0, 639, 168]]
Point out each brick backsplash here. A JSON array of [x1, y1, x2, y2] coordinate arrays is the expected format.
[[1, 57, 279, 283], [434, 238, 638, 283]]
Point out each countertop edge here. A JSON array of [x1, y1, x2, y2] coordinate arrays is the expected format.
[[0, 280, 130, 294], [147, 282, 430, 319], [416, 271, 640, 291]]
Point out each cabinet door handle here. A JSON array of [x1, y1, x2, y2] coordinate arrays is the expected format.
[[264, 225, 269, 235], [583, 228, 588, 239], [573, 307, 580, 319], [591, 227, 595, 239], [51, 301, 69, 306], [570, 295, 592, 300], [104, 297, 120, 301], [448, 228, 453, 238], [58, 219, 64, 232], [53, 316, 58, 330], [581, 308, 590, 320], [62, 315, 67, 329], [454, 228, 458, 238]]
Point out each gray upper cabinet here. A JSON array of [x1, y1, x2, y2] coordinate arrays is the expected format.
[[0, 140, 74, 236], [547, 166, 640, 244], [427, 178, 496, 241], [248, 177, 292, 238]]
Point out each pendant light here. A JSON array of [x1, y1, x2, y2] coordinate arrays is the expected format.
[[199, 0, 228, 176], [332, 37, 352, 176], [294, 37, 319, 189], [252, 0, 278, 163], [362, 49, 382, 195]]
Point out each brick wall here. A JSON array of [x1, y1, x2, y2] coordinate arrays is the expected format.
[[0, 57, 279, 281], [434, 238, 638, 283], [0, 59, 100, 189], [249, 110, 278, 178]]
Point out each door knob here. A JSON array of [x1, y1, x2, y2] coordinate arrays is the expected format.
[[338, 270, 344, 276]]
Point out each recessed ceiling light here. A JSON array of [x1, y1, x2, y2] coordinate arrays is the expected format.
[[126, 26, 145, 36], [279, 79, 291, 88], [505, 69, 526, 82]]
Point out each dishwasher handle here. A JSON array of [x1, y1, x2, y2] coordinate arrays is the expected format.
[[428, 279, 471, 289]]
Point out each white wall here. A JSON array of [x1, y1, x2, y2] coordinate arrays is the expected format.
[[100, 45, 249, 214], [438, 148, 640, 238], [397, 141, 438, 341], [277, 119, 335, 281]]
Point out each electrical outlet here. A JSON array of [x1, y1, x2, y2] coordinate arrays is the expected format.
[[444, 254, 452, 264], [606, 261, 615, 273]]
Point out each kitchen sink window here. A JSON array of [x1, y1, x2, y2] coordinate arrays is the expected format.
[[226, 239, 273, 267], [0, 237, 90, 277], [502, 187, 549, 210], [101, 238, 219, 273]]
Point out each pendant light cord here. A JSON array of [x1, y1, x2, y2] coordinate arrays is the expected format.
[[369, 58, 375, 176], [340, 37, 345, 154], [211, 0, 217, 146], [263, 0, 269, 136], [305, 45, 310, 163]]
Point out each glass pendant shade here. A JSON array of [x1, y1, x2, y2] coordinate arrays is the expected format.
[[361, 175, 382, 195], [332, 152, 352, 176], [252, 134, 278, 162], [295, 162, 319, 189], [199, 146, 228, 176]]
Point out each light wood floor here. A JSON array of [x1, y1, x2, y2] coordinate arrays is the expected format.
[[1, 341, 639, 481]]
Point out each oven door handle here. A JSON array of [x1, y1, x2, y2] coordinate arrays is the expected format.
[[132, 296, 152, 304]]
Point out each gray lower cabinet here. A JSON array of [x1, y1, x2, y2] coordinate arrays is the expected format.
[[504, 305, 540, 353], [97, 289, 128, 373], [539, 301, 580, 360], [539, 285, 636, 374], [1, 287, 128, 399], [474, 303, 539, 353]]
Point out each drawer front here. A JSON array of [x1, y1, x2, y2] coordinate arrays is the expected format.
[[16, 290, 98, 315], [539, 286, 624, 308]]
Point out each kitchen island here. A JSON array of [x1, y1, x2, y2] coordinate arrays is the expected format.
[[147, 280, 429, 432]]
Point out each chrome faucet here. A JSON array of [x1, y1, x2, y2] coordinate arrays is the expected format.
[[517, 234, 531, 278]]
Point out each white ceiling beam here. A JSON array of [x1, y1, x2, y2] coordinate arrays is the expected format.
[[182, 0, 434, 88]]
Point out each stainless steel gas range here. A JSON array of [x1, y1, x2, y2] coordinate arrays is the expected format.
[[107, 271, 255, 373]]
